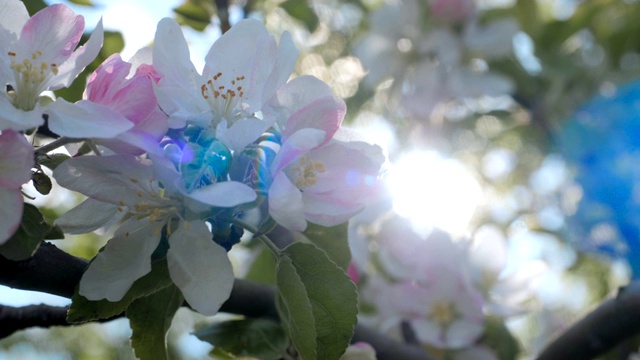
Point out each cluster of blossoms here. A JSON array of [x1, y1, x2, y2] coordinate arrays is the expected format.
[[1, 1, 383, 316], [354, 0, 518, 118], [348, 202, 544, 358], [559, 80, 640, 277]]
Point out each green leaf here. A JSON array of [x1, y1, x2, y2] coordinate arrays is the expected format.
[[276, 242, 358, 360], [37, 153, 71, 170], [173, 1, 213, 31], [303, 222, 351, 271], [102, 31, 126, 58], [194, 318, 288, 360], [68, 0, 94, 5], [67, 259, 173, 323], [276, 256, 317, 360], [515, 0, 540, 36], [22, 0, 48, 16], [244, 246, 277, 285], [280, 0, 319, 32], [32, 171, 52, 195], [127, 284, 183, 360], [482, 316, 521, 360], [44, 225, 65, 240], [0, 204, 52, 260]]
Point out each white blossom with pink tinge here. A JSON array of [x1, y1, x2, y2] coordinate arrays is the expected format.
[[0, 130, 33, 243], [53, 155, 240, 316], [0, 1, 132, 138], [152, 18, 298, 151], [81, 54, 168, 155], [354, 0, 517, 119], [266, 76, 384, 231]]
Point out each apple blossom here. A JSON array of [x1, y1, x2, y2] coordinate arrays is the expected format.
[[340, 342, 377, 360], [152, 17, 297, 151], [0, 1, 125, 137], [265, 78, 384, 231], [53, 155, 238, 315], [390, 269, 485, 349], [429, 0, 476, 23], [354, 0, 516, 118], [77, 54, 168, 155], [0, 130, 33, 243]]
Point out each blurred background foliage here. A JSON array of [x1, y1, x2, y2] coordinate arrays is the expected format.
[[4, 0, 640, 358]]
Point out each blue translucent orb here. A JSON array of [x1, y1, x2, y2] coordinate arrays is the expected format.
[[560, 79, 640, 276]]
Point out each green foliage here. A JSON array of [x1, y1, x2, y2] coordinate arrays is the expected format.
[[275, 242, 358, 360], [483, 317, 521, 360], [32, 171, 52, 195], [37, 153, 71, 171], [280, 0, 319, 32], [0, 204, 62, 261], [303, 222, 351, 271], [68, 0, 94, 5], [194, 318, 288, 359], [173, 0, 214, 31], [245, 246, 277, 285], [126, 284, 183, 360], [21, 0, 48, 16], [514, 0, 540, 36], [67, 259, 173, 323], [102, 31, 126, 59]]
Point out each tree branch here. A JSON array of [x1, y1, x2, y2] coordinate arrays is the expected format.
[[537, 282, 640, 360], [0, 304, 68, 338], [0, 243, 433, 360]]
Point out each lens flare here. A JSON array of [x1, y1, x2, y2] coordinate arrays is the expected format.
[[385, 150, 483, 236]]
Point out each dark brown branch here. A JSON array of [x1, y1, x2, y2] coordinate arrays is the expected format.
[[537, 282, 640, 360], [0, 243, 433, 360], [0, 304, 68, 338], [0, 242, 86, 298]]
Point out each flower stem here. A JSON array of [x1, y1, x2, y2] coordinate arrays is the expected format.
[[231, 218, 281, 256], [257, 234, 281, 256], [34, 137, 80, 156]]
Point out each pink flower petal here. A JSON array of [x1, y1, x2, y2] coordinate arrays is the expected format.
[[0, 188, 24, 244], [0, 130, 33, 188], [20, 4, 84, 61], [282, 96, 345, 144]]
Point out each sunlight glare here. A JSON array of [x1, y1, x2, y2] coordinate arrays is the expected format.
[[385, 151, 483, 236]]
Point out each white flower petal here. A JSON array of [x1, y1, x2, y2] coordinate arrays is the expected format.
[[268, 172, 306, 231], [0, 0, 29, 36], [265, 75, 335, 126], [153, 18, 198, 88], [53, 155, 157, 207], [187, 181, 257, 208], [0, 95, 44, 132], [216, 116, 272, 151], [46, 98, 133, 138], [51, 19, 104, 90], [54, 198, 121, 234], [79, 217, 163, 301], [167, 220, 234, 315]]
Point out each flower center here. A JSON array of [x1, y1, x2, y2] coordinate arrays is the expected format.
[[427, 300, 456, 327], [289, 156, 326, 189], [118, 177, 179, 222], [200, 71, 246, 125], [8, 50, 58, 111]]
